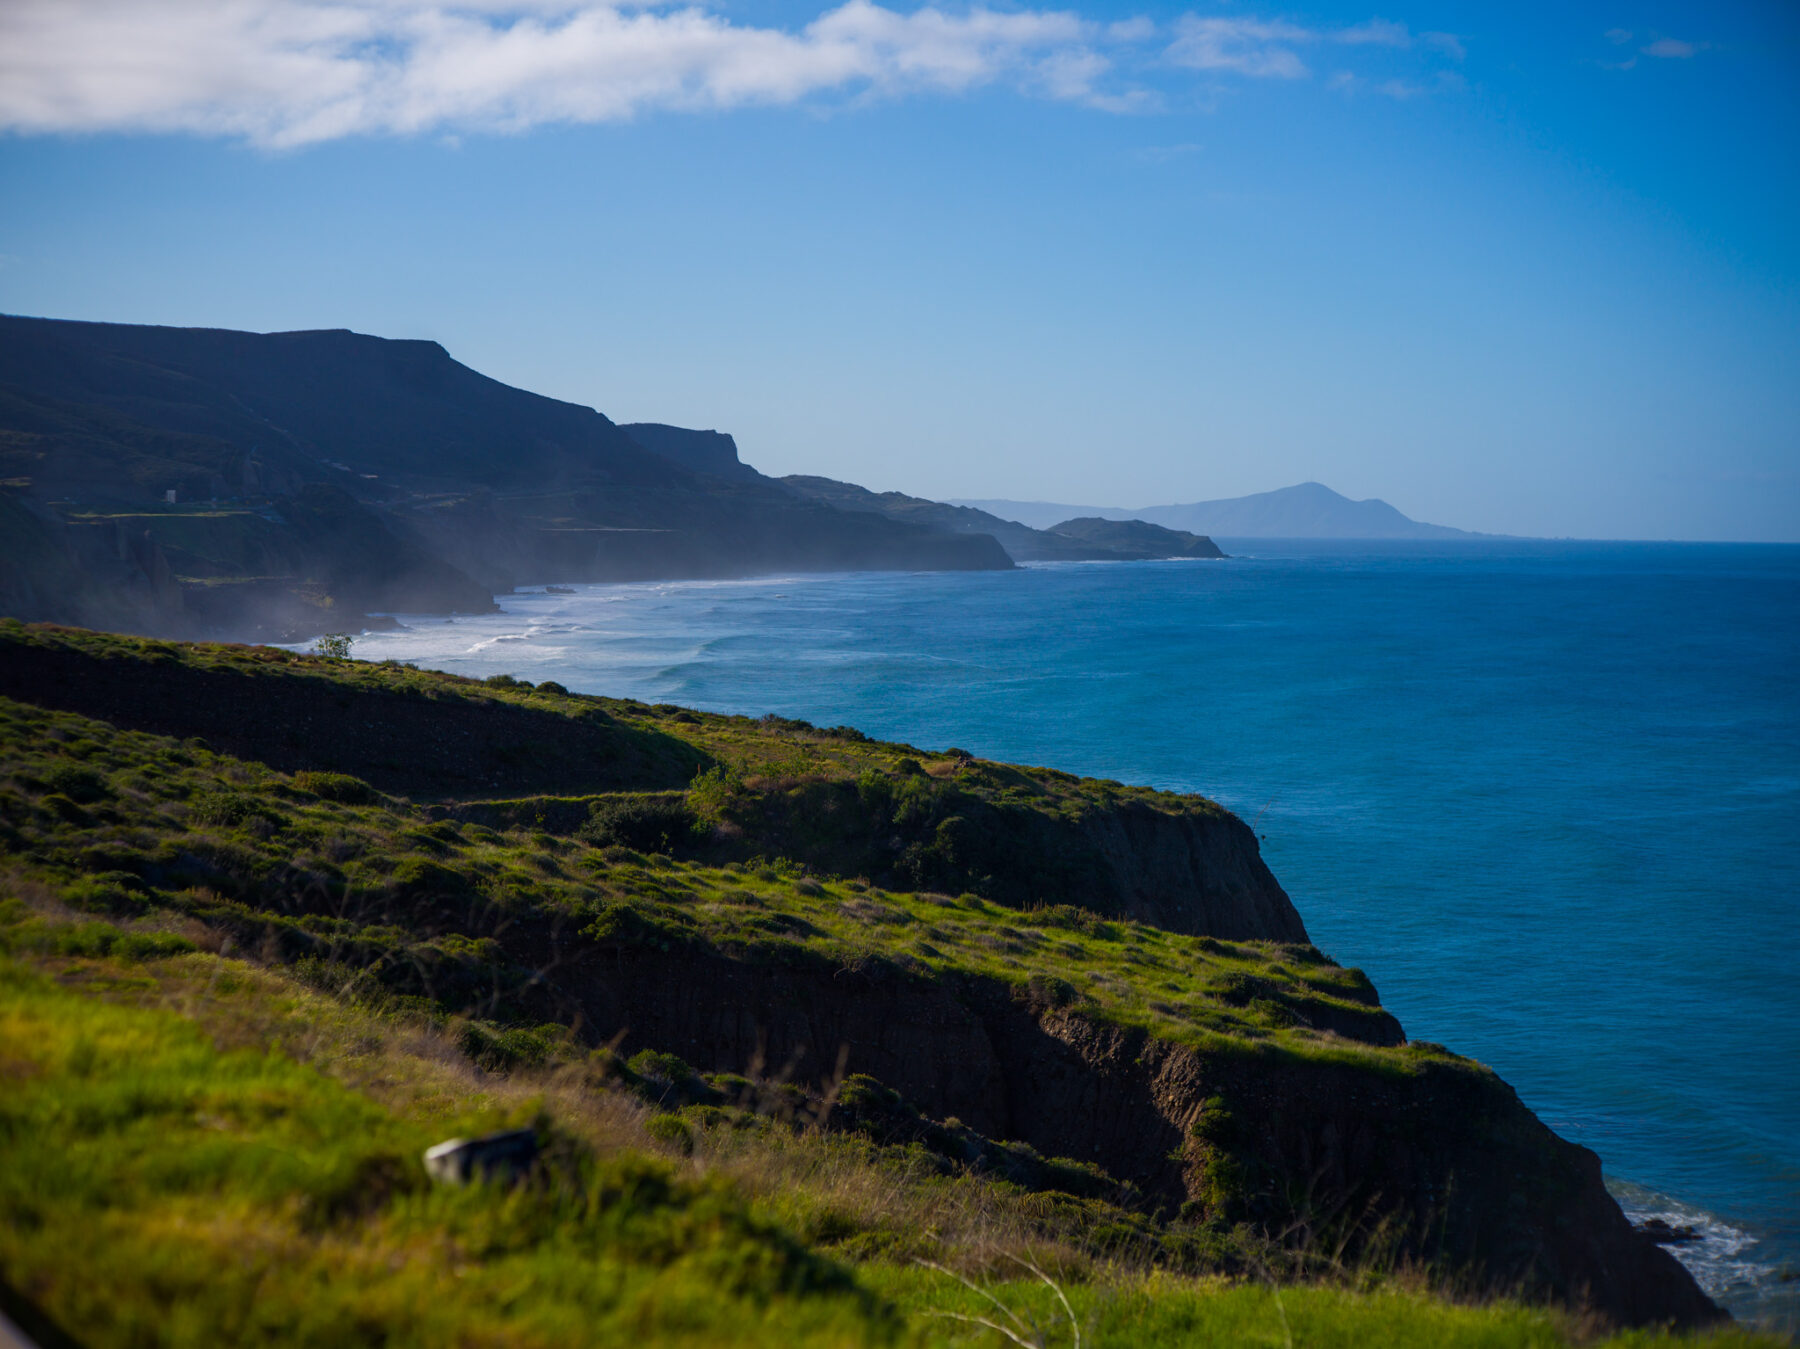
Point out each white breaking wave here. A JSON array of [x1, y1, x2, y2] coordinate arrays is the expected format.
[[1608, 1179, 1779, 1301]]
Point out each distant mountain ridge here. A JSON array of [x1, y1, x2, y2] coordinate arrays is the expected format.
[[952, 482, 1476, 539], [775, 475, 1225, 562], [0, 315, 1009, 641]]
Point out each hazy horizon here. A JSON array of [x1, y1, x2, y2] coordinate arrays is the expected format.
[[1, 1, 1795, 541]]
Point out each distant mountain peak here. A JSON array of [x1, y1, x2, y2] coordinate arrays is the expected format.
[[949, 483, 1474, 539]]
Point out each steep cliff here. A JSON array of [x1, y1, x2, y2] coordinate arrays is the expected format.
[[547, 944, 1715, 1328], [0, 623, 1722, 1332]]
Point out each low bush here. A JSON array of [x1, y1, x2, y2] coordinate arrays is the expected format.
[[293, 770, 378, 805], [581, 795, 698, 853]]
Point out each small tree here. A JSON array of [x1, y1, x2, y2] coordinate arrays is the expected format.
[[312, 632, 355, 660]]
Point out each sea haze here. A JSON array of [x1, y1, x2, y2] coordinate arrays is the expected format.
[[345, 539, 1800, 1329]]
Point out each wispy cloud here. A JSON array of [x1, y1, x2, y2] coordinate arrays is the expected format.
[[0, 1, 1468, 146], [1327, 68, 1464, 100], [1598, 28, 1707, 70], [1166, 14, 1456, 84]]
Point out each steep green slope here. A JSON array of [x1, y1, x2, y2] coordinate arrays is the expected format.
[[0, 622, 1736, 1343]]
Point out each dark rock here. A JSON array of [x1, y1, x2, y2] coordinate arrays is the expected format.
[[423, 1128, 538, 1185], [1637, 1217, 1703, 1245]]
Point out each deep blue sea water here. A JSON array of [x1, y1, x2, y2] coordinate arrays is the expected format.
[[347, 540, 1800, 1329]]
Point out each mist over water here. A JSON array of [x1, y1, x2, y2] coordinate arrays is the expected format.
[[349, 540, 1800, 1329]]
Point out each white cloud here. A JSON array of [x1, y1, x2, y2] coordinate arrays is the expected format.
[[1106, 16, 1157, 44], [0, 1, 1465, 146], [1330, 67, 1463, 100], [1337, 19, 1411, 48], [1166, 17, 1313, 78], [0, 0, 1131, 144], [1597, 29, 1708, 71], [1166, 15, 1451, 81]]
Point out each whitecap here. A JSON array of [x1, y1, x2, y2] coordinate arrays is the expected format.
[[1608, 1179, 1779, 1300]]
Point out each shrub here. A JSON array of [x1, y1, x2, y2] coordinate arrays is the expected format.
[[457, 1020, 566, 1071], [388, 857, 477, 902], [627, 1050, 716, 1109], [1033, 904, 1119, 941], [37, 793, 87, 823], [644, 1114, 695, 1155], [687, 766, 741, 822], [1026, 972, 1081, 1009], [9, 917, 196, 961], [582, 902, 691, 951], [62, 872, 149, 916], [41, 765, 109, 804], [311, 632, 355, 659], [581, 795, 698, 853], [536, 680, 568, 695], [293, 771, 378, 805], [189, 788, 276, 830]]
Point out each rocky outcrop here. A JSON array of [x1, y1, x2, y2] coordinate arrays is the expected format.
[[621, 423, 762, 482], [1069, 794, 1303, 939], [1045, 515, 1226, 559]]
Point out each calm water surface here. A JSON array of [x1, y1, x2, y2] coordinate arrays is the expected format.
[[349, 540, 1800, 1328]]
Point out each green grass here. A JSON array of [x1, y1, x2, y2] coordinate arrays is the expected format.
[[877, 1265, 1783, 1349], [0, 953, 891, 1348], [0, 686, 1410, 1073], [0, 934, 1777, 1349]]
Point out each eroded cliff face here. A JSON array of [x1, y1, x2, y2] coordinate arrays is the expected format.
[[1070, 795, 1306, 941], [553, 939, 1718, 1330], [718, 778, 1308, 942]]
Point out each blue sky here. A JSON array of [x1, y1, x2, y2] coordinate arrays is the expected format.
[[1, 1, 1795, 539]]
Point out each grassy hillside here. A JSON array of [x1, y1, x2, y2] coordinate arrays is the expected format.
[[0, 622, 1760, 1346]]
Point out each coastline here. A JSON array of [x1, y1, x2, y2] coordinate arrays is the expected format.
[[333, 550, 1800, 1332]]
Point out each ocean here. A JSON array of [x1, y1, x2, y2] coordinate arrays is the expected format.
[[344, 539, 1800, 1329]]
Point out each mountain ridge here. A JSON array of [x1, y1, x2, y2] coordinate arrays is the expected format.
[[953, 481, 1480, 539], [0, 314, 1011, 641], [776, 474, 1226, 562]]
